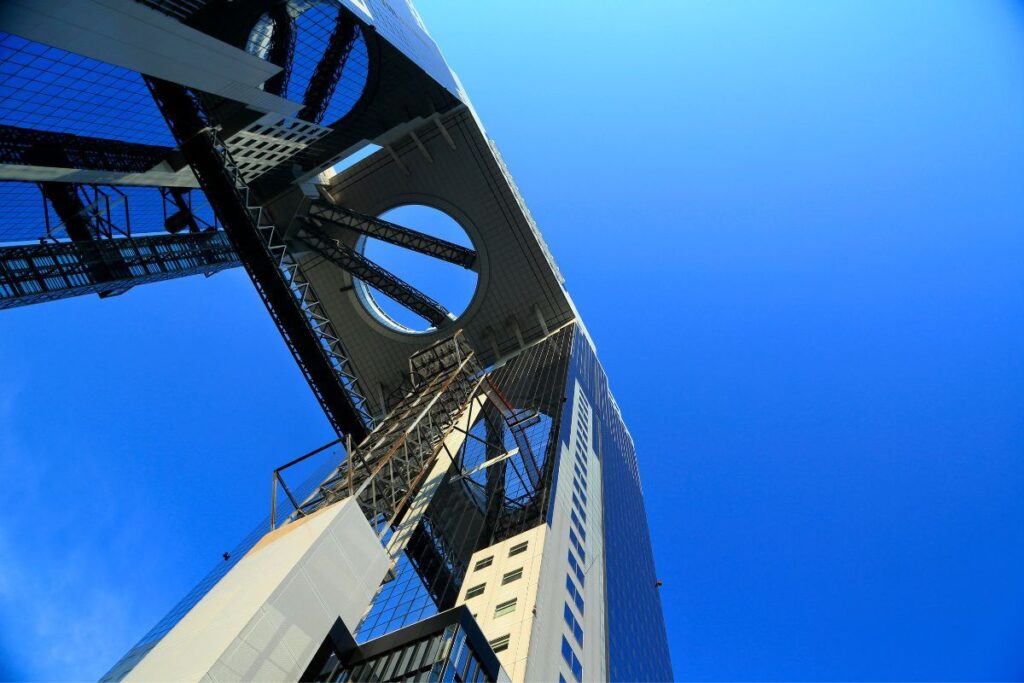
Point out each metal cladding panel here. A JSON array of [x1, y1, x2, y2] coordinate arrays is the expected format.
[[340, 0, 464, 101], [311, 107, 575, 399], [120, 497, 389, 682], [567, 327, 674, 682]]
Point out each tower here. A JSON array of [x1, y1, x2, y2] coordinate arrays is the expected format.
[[0, 1, 672, 680]]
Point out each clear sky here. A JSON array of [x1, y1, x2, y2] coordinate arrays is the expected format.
[[1, 1, 1023, 680]]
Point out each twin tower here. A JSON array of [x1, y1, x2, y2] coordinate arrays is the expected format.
[[0, 1, 672, 680]]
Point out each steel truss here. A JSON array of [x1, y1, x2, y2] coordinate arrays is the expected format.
[[299, 6, 357, 124], [307, 200, 477, 269], [276, 333, 485, 535], [145, 76, 375, 441], [0, 124, 172, 173], [272, 332, 546, 546], [293, 218, 452, 328], [0, 232, 238, 309]]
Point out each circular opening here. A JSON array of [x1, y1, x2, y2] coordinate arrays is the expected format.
[[356, 205, 478, 334], [246, 1, 369, 126]]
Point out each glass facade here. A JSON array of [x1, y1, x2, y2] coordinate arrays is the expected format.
[[311, 607, 505, 683], [565, 326, 674, 682]]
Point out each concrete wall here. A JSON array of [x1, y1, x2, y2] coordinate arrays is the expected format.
[[125, 497, 389, 682]]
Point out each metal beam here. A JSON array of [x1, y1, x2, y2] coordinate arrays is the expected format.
[[263, 3, 295, 98], [0, 231, 239, 310], [0, 125, 174, 174], [299, 7, 357, 124], [145, 76, 372, 442], [308, 200, 477, 269], [293, 219, 452, 328]]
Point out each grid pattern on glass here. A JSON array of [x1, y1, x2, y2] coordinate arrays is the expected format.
[[567, 326, 674, 681], [0, 182, 217, 245], [356, 550, 438, 643], [245, 1, 370, 127], [0, 33, 175, 146]]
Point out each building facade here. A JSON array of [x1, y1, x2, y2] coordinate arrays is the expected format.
[[0, 1, 672, 680]]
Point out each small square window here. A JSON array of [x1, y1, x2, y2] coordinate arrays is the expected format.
[[489, 634, 510, 653], [509, 541, 529, 557], [465, 583, 485, 599], [474, 556, 493, 571], [501, 568, 523, 585], [494, 598, 517, 618]]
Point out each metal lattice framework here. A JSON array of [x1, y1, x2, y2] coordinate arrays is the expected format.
[[0, 124, 173, 174], [293, 218, 453, 328], [276, 333, 485, 535], [307, 200, 477, 269], [145, 75, 376, 440], [0, 231, 238, 309]]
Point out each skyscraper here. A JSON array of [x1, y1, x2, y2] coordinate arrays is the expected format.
[[0, 1, 672, 680]]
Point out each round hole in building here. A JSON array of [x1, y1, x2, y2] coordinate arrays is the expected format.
[[355, 204, 479, 335]]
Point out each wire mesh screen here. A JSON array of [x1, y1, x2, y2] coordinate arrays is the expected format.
[[0, 182, 216, 245], [0, 33, 175, 146], [244, 1, 370, 126]]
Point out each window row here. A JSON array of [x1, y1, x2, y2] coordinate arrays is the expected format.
[[473, 540, 529, 572], [561, 635, 583, 682], [464, 568, 523, 600]]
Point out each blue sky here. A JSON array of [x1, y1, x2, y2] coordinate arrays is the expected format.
[[1, 0, 1023, 680]]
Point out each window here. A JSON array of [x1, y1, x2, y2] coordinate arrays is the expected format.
[[494, 598, 517, 618], [474, 556, 493, 571], [501, 568, 523, 585], [571, 493, 587, 522], [561, 636, 583, 682], [570, 510, 586, 541], [568, 550, 585, 586], [563, 603, 584, 646], [569, 529, 585, 561], [489, 634, 510, 653], [508, 541, 529, 557], [566, 575, 584, 614], [465, 583, 485, 599]]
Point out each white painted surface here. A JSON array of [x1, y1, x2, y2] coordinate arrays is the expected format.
[[125, 497, 389, 682]]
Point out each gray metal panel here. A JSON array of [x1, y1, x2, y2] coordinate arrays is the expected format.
[[0, 0, 300, 115], [340, 0, 464, 100], [304, 108, 574, 399]]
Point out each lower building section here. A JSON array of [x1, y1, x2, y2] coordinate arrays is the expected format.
[[306, 607, 509, 683], [119, 497, 389, 682], [104, 325, 672, 682]]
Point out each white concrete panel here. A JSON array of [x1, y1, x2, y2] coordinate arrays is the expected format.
[[125, 497, 388, 682]]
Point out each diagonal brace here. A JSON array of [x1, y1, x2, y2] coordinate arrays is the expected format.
[[308, 200, 477, 269], [293, 219, 452, 328]]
